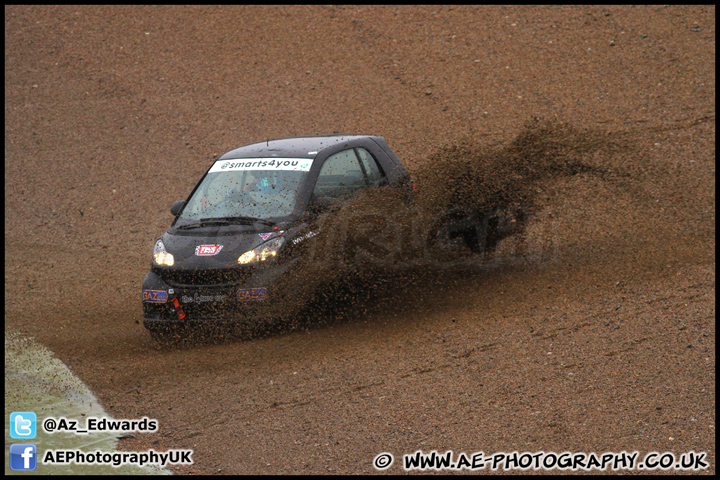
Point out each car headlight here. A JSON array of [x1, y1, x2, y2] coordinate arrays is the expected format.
[[153, 239, 175, 266], [238, 237, 285, 265]]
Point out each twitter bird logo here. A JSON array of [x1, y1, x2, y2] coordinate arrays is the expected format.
[[10, 412, 37, 439]]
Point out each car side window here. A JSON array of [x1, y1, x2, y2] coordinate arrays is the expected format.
[[314, 149, 367, 200], [356, 148, 385, 185]]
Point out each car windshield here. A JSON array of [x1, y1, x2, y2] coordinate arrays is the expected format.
[[176, 157, 313, 227]]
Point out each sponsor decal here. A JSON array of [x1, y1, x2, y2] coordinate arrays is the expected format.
[[259, 230, 285, 241], [237, 287, 268, 301], [209, 158, 313, 173], [292, 230, 318, 245], [181, 293, 226, 303], [195, 245, 223, 256], [143, 290, 168, 303]]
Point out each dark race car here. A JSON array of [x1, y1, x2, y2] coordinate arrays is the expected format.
[[141, 134, 524, 343]]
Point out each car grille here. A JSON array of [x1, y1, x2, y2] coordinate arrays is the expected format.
[[159, 267, 252, 287]]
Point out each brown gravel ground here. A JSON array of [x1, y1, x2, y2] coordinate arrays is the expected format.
[[5, 5, 714, 475]]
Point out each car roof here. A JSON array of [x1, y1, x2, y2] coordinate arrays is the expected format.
[[218, 134, 378, 160]]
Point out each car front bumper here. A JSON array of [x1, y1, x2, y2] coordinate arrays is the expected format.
[[141, 270, 277, 330]]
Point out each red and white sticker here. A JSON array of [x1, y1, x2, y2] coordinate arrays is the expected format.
[[195, 245, 223, 256]]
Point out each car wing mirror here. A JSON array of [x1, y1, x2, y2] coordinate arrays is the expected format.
[[170, 200, 186, 216]]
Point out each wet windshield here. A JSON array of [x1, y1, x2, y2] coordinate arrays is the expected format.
[[176, 157, 313, 227]]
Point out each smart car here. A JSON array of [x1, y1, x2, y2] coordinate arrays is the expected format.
[[142, 134, 527, 344], [141, 135, 413, 342]]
